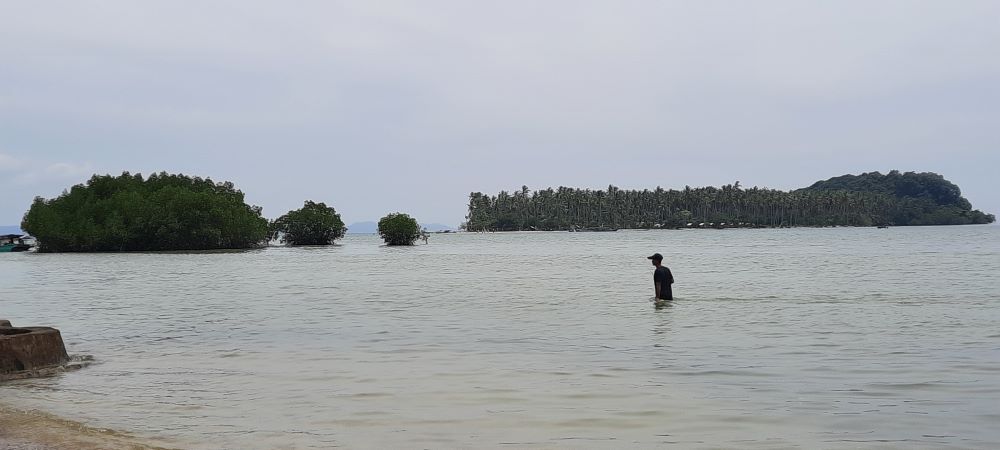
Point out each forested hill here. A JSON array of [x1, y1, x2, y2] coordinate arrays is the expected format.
[[799, 171, 993, 226], [463, 171, 994, 232], [802, 171, 967, 206]]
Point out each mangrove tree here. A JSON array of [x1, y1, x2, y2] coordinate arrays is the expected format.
[[270, 201, 346, 245], [378, 213, 421, 245], [22, 172, 269, 252]]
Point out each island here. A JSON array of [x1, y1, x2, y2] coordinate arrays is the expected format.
[[462, 171, 995, 232]]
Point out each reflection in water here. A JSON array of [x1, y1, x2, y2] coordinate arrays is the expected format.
[[653, 299, 674, 310], [1, 226, 999, 449]]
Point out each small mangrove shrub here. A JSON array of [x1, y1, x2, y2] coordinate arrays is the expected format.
[[271, 201, 346, 245], [377, 213, 421, 246]]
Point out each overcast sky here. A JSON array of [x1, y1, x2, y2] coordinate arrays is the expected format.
[[2, 1, 998, 226]]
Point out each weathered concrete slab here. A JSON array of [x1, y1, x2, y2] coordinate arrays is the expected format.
[[0, 320, 70, 380]]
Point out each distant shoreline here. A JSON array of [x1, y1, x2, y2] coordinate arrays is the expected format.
[[464, 222, 999, 232]]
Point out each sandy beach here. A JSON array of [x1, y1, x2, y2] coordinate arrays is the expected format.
[[0, 403, 169, 450]]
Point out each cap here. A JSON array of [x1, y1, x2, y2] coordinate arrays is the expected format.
[[647, 253, 663, 261]]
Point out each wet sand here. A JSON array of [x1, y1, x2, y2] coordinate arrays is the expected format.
[[0, 403, 170, 450]]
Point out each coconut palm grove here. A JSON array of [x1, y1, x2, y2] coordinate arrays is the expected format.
[[462, 171, 995, 231]]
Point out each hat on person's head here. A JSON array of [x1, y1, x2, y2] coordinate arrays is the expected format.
[[647, 253, 663, 261]]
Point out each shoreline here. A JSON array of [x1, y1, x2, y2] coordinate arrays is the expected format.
[[0, 401, 171, 450]]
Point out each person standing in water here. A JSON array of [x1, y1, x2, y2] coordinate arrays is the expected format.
[[648, 253, 674, 301]]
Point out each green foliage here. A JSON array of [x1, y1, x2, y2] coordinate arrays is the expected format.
[[802, 170, 994, 225], [377, 213, 421, 246], [271, 201, 346, 245], [21, 172, 269, 252], [464, 172, 994, 231]]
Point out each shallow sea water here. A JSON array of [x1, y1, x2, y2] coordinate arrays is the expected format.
[[1, 226, 999, 448]]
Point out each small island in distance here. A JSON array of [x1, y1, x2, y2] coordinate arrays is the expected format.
[[463, 170, 995, 232], [346, 221, 455, 234]]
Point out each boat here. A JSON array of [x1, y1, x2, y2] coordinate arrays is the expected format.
[[0, 235, 33, 252]]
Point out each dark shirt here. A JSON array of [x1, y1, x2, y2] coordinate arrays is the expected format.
[[653, 266, 674, 300]]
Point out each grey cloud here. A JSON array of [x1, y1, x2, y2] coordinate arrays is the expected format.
[[1, 0, 997, 224]]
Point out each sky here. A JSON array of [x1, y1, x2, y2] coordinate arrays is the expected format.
[[2, 1, 998, 227]]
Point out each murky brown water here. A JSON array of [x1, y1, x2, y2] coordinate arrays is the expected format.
[[2, 226, 999, 448]]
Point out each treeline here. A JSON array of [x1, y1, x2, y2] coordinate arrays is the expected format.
[[22, 172, 269, 252], [21, 172, 428, 252], [270, 203, 423, 246], [463, 171, 994, 231]]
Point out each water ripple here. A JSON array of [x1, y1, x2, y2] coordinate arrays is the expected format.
[[1, 227, 999, 448]]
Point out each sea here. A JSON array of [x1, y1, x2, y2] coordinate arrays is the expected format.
[[1, 226, 998, 449]]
